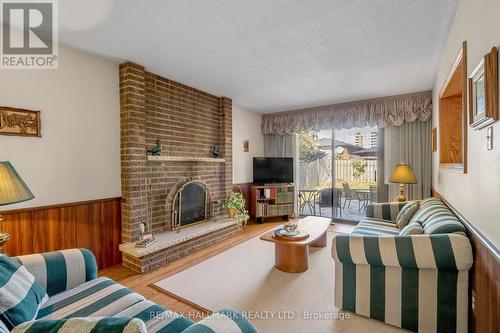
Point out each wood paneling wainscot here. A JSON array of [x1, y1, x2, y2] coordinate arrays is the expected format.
[[0, 197, 122, 270], [432, 189, 500, 332]]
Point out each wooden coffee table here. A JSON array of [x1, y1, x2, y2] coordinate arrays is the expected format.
[[260, 217, 330, 273]]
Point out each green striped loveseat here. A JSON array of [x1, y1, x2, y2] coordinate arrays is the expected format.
[[331, 198, 473, 332], [2, 248, 257, 333]]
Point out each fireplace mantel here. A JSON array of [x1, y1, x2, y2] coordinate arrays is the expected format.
[[147, 156, 226, 163]]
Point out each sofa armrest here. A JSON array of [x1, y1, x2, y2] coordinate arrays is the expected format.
[[365, 202, 407, 222], [331, 233, 473, 271], [14, 248, 97, 296], [181, 309, 257, 333], [12, 317, 146, 333]]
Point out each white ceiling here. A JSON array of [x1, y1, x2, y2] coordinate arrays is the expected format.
[[57, 0, 459, 112]]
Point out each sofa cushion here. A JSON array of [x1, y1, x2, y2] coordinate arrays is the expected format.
[[399, 221, 423, 235], [37, 277, 144, 320], [114, 300, 193, 333], [12, 317, 147, 333], [409, 197, 447, 224], [0, 255, 49, 330], [410, 198, 467, 235], [351, 218, 400, 236], [421, 212, 467, 235], [14, 249, 98, 297], [396, 201, 419, 229]]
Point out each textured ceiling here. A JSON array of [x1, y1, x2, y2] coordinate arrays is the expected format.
[[57, 0, 458, 112]]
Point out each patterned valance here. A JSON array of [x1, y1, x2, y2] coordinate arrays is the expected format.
[[262, 91, 432, 134]]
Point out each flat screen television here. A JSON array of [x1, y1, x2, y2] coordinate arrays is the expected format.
[[253, 157, 294, 184]]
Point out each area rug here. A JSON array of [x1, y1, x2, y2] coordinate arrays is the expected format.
[[153, 228, 406, 333]]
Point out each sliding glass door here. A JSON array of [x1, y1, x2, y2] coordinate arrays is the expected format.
[[298, 126, 380, 222], [297, 130, 334, 218]]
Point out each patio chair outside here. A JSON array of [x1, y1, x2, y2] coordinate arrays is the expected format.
[[342, 182, 361, 209], [316, 188, 342, 217]]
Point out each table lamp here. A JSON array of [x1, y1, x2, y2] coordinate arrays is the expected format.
[[0, 161, 35, 248], [388, 163, 417, 202]]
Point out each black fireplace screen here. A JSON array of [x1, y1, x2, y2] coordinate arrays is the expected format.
[[177, 182, 207, 227]]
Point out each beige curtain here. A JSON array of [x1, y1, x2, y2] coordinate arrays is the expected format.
[[264, 134, 296, 157], [384, 120, 432, 200]]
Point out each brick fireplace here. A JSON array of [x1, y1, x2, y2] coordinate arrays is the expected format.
[[119, 62, 239, 272]]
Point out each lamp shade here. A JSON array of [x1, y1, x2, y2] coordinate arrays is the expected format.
[[0, 161, 34, 206], [388, 163, 417, 184]]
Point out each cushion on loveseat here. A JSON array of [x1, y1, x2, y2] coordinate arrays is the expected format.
[[114, 300, 193, 333], [11, 317, 147, 333], [0, 255, 49, 330], [14, 249, 97, 297], [36, 277, 144, 320], [399, 221, 423, 235], [410, 198, 467, 235], [395, 200, 420, 228], [351, 217, 400, 236], [365, 202, 407, 221]]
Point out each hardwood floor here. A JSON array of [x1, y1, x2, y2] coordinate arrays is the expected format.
[[101, 218, 354, 319]]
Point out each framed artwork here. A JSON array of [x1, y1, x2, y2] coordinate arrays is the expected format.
[[0, 107, 41, 137], [243, 140, 249, 152], [432, 127, 437, 152], [469, 47, 498, 129]]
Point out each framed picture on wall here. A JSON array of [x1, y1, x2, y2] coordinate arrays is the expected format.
[[0, 107, 41, 137], [469, 47, 498, 129]]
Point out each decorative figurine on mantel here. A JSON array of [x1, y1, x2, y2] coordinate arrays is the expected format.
[[147, 140, 162, 156], [136, 223, 156, 248], [211, 145, 221, 158]]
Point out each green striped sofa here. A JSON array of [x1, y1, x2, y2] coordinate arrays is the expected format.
[[331, 198, 473, 332], [2, 248, 257, 333]]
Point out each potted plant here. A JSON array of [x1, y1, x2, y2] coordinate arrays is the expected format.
[[222, 192, 249, 226]]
